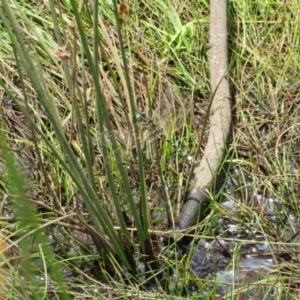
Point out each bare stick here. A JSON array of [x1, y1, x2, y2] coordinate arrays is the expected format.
[[176, 0, 231, 230]]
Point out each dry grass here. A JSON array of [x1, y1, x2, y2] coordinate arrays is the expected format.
[[0, 237, 8, 299], [0, 0, 300, 299]]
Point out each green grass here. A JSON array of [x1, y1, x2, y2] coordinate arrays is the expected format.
[[0, 0, 300, 298]]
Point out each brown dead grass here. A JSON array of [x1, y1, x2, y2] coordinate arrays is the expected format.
[[0, 237, 8, 299]]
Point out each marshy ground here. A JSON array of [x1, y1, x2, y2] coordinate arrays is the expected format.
[[0, 0, 300, 299]]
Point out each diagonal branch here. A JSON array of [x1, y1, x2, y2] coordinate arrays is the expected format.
[[177, 0, 231, 230]]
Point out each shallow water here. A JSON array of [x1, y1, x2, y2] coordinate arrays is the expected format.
[[188, 241, 276, 298], [179, 182, 297, 298]]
